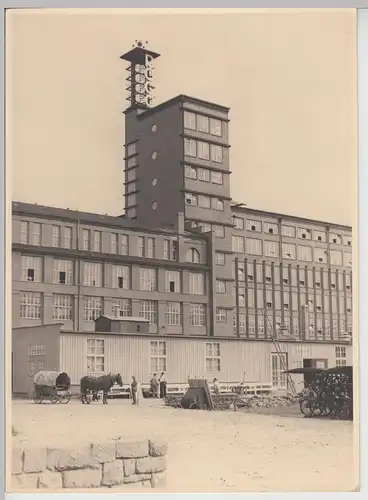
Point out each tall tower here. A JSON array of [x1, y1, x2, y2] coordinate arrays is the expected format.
[[120, 42, 234, 336]]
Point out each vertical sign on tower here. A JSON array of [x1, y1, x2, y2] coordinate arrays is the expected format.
[[120, 40, 160, 109]]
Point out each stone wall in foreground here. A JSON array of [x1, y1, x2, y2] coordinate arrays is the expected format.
[[12, 438, 167, 491]]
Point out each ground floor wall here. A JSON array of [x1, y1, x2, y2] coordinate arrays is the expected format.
[[59, 333, 353, 392]]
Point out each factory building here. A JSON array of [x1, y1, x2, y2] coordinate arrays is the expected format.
[[11, 42, 353, 394]]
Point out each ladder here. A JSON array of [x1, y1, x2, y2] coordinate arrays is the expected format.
[[265, 314, 297, 396]]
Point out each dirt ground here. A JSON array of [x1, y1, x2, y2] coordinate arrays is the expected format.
[[11, 398, 357, 493]]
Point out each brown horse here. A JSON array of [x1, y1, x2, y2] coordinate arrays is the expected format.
[[80, 373, 123, 404]]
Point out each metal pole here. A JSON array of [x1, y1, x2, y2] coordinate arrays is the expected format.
[[235, 257, 240, 337]]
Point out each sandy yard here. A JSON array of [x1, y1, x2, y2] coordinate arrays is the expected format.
[[12, 398, 357, 493]]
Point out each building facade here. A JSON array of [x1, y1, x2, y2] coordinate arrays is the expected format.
[[11, 42, 354, 390]]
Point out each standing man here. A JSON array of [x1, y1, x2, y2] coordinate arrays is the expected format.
[[131, 375, 138, 405], [159, 372, 167, 399], [150, 373, 159, 398], [213, 378, 221, 395]]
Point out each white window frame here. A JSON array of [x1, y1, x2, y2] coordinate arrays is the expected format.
[[83, 262, 103, 287], [271, 352, 287, 390], [150, 340, 167, 372], [335, 345, 347, 367], [185, 193, 198, 206], [232, 235, 245, 254], [213, 225, 225, 238], [246, 238, 262, 256], [120, 234, 129, 256], [20, 292, 42, 319], [139, 268, 157, 291], [20, 221, 29, 244], [147, 237, 155, 258], [215, 252, 225, 266], [137, 236, 145, 257], [197, 141, 210, 161], [282, 243, 296, 260], [84, 296, 102, 321], [216, 308, 226, 323], [189, 272, 205, 295], [184, 165, 197, 180], [197, 114, 210, 133], [216, 280, 226, 294], [210, 144, 223, 163], [53, 259, 73, 285], [165, 302, 182, 326], [210, 118, 222, 137], [186, 248, 200, 264], [21, 256, 43, 283], [190, 303, 206, 326], [184, 138, 197, 157], [165, 270, 181, 293], [92, 231, 102, 252], [205, 342, 220, 372], [82, 229, 90, 251], [63, 227, 72, 249], [111, 233, 118, 254], [52, 294, 73, 321], [112, 265, 130, 289], [211, 170, 223, 185], [52, 225, 61, 247], [184, 111, 196, 130], [112, 298, 132, 318], [31, 223, 41, 246], [265, 241, 280, 258], [140, 300, 158, 324], [86, 338, 105, 373]]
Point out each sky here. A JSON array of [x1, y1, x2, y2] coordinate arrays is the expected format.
[[7, 8, 357, 225]]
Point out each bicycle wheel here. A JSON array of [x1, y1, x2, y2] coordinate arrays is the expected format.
[[299, 399, 313, 417]]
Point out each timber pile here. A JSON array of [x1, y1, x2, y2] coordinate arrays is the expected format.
[[238, 394, 298, 409], [165, 396, 182, 408]]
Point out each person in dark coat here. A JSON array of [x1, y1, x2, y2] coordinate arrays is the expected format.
[[159, 372, 167, 399], [150, 373, 159, 398]]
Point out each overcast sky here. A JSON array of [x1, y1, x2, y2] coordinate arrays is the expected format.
[[7, 8, 357, 225]]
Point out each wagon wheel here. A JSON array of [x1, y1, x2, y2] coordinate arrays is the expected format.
[[336, 403, 350, 420], [59, 391, 71, 404], [49, 389, 60, 404], [33, 390, 43, 404], [189, 402, 200, 409]]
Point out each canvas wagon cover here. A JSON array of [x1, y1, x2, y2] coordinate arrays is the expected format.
[[33, 370, 60, 387]]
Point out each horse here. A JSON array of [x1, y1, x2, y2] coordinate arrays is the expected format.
[[80, 373, 123, 404]]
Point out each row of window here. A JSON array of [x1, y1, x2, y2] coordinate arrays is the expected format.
[[19, 292, 208, 327], [232, 217, 352, 246], [232, 313, 352, 340], [184, 138, 223, 164], [184, 110, 223, 137], [233, 288, 352, 313], [20, 256, 206, 294], [231, 236, 352, 266], [20, 222, 185, 262], [233, 261, 352, 290], [185, 192, 225, 211], [184, 165, 224, 185]]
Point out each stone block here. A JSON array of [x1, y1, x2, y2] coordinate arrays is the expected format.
[[53, 447, 100, 471], [63, 468, 102, 488], [38, 470, 63, 489], [149, 438, 168, 457], [12, 448, 23, 475], [46, 448, 59, 471], [123, 458, 136, 477], [91, 443, 116, 464], [123, 473, 151, 484], [12, 473, 39, 490], [23, 446, 47, 473], [151, 471, 167, 488], [136, 456, 166, 474], [101, 460, 124, 486], [125, 479, 151, 489], [116, 439, 149, 458]]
